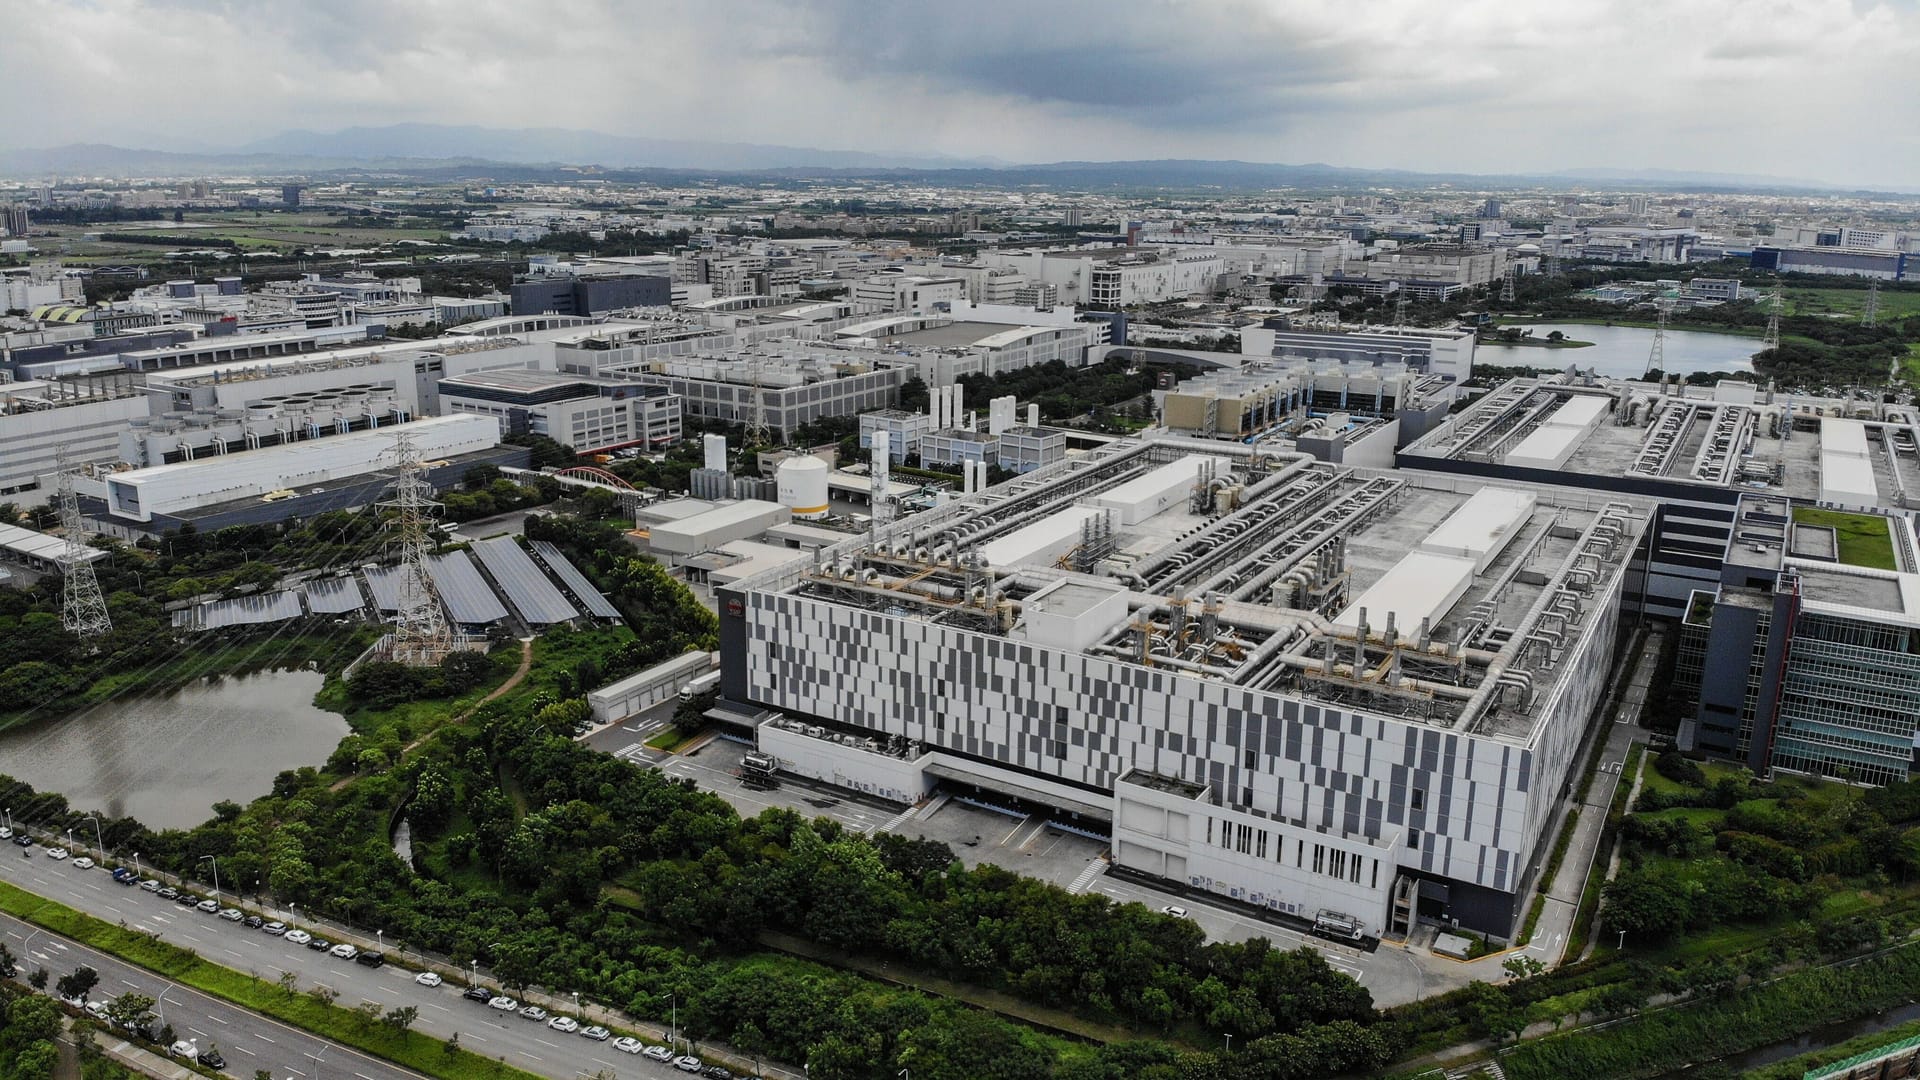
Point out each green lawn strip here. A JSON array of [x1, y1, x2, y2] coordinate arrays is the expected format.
[[1567, 743, 1644, 960], [643, 728, 690, 751], [0, 879, 544, 1080], [1518, 809, 1578, 947], [1499, 941, 1920, 1080], [1791, 506, 1898, 570]]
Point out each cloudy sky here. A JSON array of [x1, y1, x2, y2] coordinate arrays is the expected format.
[[3, 0, 1916, 185]]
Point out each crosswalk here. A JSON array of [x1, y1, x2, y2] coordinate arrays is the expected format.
[[1067, 857, 1108, 894]]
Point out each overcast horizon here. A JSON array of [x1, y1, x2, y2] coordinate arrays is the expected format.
[[4, 0, 1917, 187]]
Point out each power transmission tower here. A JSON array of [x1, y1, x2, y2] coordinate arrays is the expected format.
[[1393, 291, 1410, 326], [742, 358, 771, 449], [54, 449, 111, 639], [379, 430, 454, 667], [1763, 281, 1783, 353], [1644, 300, 1671, 377], [1499, 262, 1516, 304], [1864, 281, 1881, 327]]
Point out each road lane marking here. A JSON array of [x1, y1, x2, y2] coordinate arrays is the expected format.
[[233, 1046, 254, 1056], [255, 1034, 276, 1044]]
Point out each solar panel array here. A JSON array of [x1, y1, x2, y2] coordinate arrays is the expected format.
[[427, 550, 510, 625], [193, 591, 305, 629], [529, 541, 621, 619], [362, 565, 404, 612], [472, 537, 578, 624], [304, 576, 366, 614]]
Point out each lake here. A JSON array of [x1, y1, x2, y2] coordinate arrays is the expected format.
[[0, 669, 348, 832], [1482, 321, 1761, 379]]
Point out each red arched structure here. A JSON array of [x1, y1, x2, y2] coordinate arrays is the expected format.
[[554, 466, 636, 490]]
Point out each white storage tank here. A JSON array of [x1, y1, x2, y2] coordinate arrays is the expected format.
[[776, 456, 831, 520]]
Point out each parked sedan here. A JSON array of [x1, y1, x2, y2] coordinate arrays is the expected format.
[[305, 938, 333, 952], [462, 986, 493, 1002], [217, 908, 244, 922], [547, 1016, 579, 1034], [155, 886, 179, 900], [261, 921, 286, 935], [328, 943, 359, 960], [198, 1047, 226, 1069], [71, 857, 94, 870], [283, 930, 312, 945], [44, 848, 68, 861], [487, 996, 518, 1012], [194, 899, 220, 913], [673, 1057, 704, 1074], [611, 1036, 644, 1055], [579, 1026, 610, 1041], [242, 915, 264, 929], [642, 1045, 675, 1063], [414, 971, 443, 988], [517, 1004, 547, 1022]]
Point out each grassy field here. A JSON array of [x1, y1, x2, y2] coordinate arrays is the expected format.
[[0, 878, 547, 1080], [1793, 506, 1898, 570], [36, 210, 450, 263], [1783, 286, 1920, 323]]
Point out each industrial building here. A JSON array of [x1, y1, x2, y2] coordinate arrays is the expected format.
[[717, 435, 1644, 939], [101, 413, 500, 525], [437, 369, 683, 453], [612, 346, 906, 442], [1157, 360, 1457, 452], [1239, 326, 1478, 383], [509, 272, 672, 316], [834, 316, 1102, 383]]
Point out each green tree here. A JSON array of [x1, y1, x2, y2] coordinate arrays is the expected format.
[[1604, 871, 1695, 939], [382, 1005, 420, 1042], [56, 964, 100, 1001]]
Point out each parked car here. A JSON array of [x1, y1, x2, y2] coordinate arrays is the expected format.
[[611, 1036, 644, 1054], [487, 996, 518, 1011], [703, 1067, 735, 1080], [71, 856, 94, 869], [283, 930, 311, 945], [305, 937, 333, 952], [547, 1016, 579, 1033], [44, 848, 68, 861], [242, 915, 263, 929], [642, 1045, 675, 1062], [84, 1001, 108, 1019], [176, 893, 201, 907], [415, 972, 443, 988], [462, 986, 493, 1002], [11, 834, 31, 847], [198, 1047, 226, 1069], [518, 1004, 548, 1022], [111, 868, 136, 883], [579, 1025, 610, 1041], [673, 1057, 704, 1074], [140, 879, 161, 892], [1161, 905, 1189, 918], [354, 951, 384, 968], [0, 827, 11, 839], [217, 908, 244, 922], [195, 899, 220, 913], [329, 943, 359, 960], [261, 921, 286, 935], [169, 1040, 197, 1059], [156, 887, 179, 900]]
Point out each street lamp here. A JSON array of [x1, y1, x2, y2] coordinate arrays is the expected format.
[[65, 828, 74, 855], [198, 855, 220, 901], [571, 991, 579, 1020], [87, 815, 105, 861], [376, 930, 383, 953], [1224, 1033, 1233, 1055], [132, 852, 141, 880], [669, 993, 677, 1052], [1617, 929, 1627, 951], [156, 982, 177, 1031], [3, 808, 10, 834]]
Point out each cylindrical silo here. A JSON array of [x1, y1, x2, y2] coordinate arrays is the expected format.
[[776, 456, 831, 520]]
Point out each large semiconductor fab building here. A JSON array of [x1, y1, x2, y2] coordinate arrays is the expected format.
[[717, 436, 1643, 938]]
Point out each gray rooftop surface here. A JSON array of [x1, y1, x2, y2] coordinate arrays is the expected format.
[[427, 550, 510, 625], [1797, 564, 1906, 613], [881, 321, 1014, 348], [530, 541, 621, 619]]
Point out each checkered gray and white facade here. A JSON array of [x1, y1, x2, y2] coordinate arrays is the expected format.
[[721, 564, 1622, 937]]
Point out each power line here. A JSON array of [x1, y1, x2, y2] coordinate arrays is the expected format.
[[1763, 281, 1783, 353], [1864, 281, 1881, 327], [1644, 299, 1671, 378]]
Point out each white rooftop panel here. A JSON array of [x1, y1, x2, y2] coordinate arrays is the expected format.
[[1089, 455, 1227, 525], [1334, 551, 1477, 641], [1503, 423, 1586, 471], [978, 505, 1108, 569], [1547, 394, 1611, 429], [1420, 488, 1536, 573], [1823, 417, 1871, 459]]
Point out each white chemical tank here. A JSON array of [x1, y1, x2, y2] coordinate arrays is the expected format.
[[776, 456, 831, 519]]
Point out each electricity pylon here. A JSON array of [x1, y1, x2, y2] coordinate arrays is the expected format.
[[54, 448, 111, 638], [379, 429, 454, 666]]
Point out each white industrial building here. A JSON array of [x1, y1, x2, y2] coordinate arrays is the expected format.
[[645, 500, 792, 562], [979, 249, 1225, 307], [717, 437, 1642, 940], [102, 413, 499, 523], [438, 369, 682, 453], [852, 273, 966, 314]]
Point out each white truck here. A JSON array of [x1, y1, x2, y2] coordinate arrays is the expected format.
[[678, 670, 721, 702]]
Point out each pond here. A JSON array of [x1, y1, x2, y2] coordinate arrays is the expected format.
[[0, 669, 348, 832], [1482, 321, 1762, 379]]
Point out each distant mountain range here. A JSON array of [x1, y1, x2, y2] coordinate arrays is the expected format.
[[0, 124, 1904, 195]]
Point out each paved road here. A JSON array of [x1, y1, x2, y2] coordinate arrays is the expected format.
[[0, 851, 773, 1079], [2, 909, 424, 1080]]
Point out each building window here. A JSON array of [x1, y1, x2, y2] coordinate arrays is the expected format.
[[1411, 788, 1426, 812], [1407, 829, 1420, 850]]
